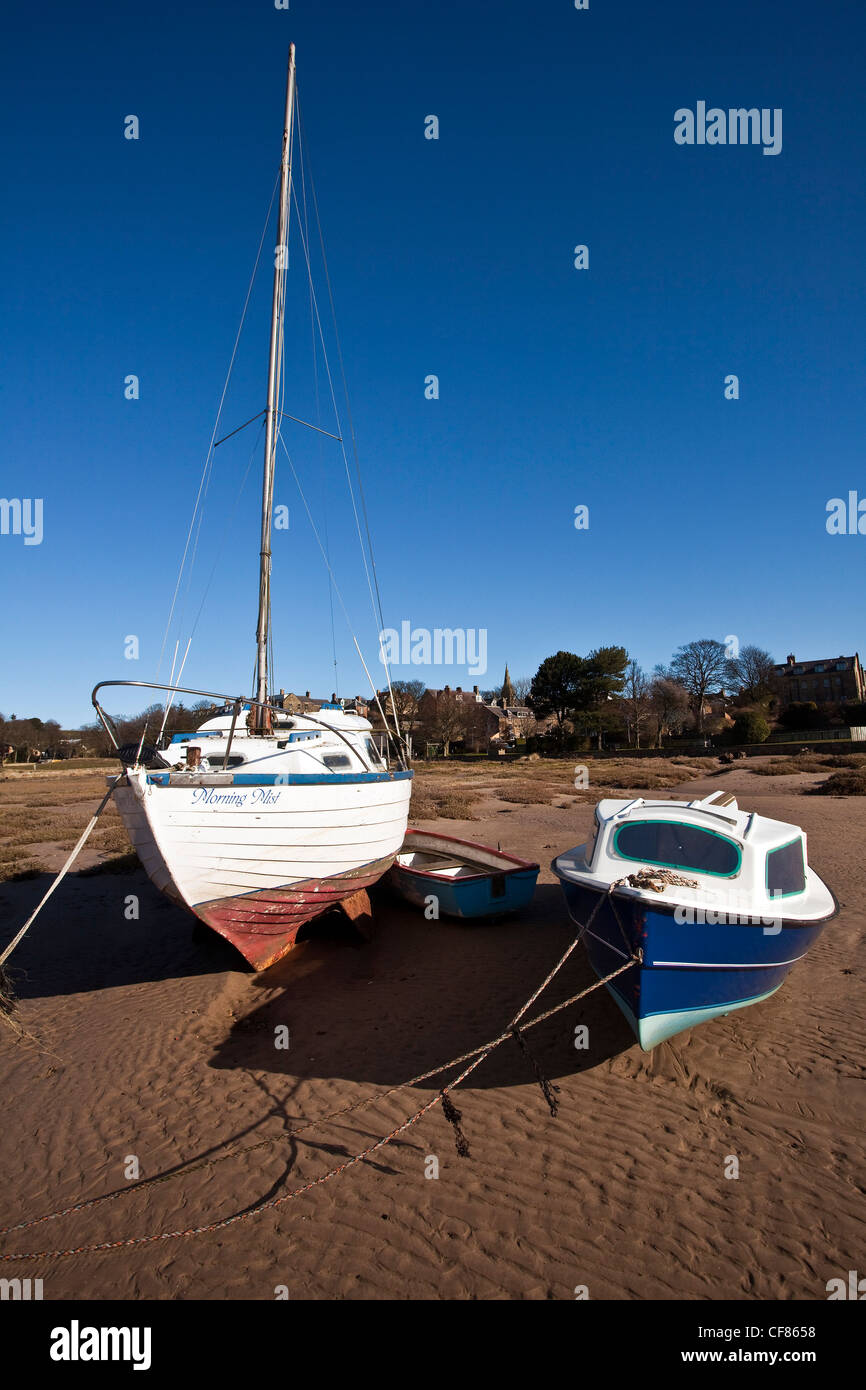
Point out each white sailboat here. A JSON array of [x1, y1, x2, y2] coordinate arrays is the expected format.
[[92, 45, 413, 970]]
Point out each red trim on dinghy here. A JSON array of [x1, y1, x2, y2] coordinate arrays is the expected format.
[[398, 828, 539, 880]]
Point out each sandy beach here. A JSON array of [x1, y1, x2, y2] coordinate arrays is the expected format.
[[1, 757, 864, 1300]]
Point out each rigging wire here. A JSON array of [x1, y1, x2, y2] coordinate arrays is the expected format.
[[297, 99, 389, 635], [276, 430, 404, 761], [148, 90, 403, 749], [289, 101, 404, 747], [297, 99, 400, 710], [261, 89, 297, 705], [299, 107, 339, 699], [156, 166, 281, 687], [188, 420, 266, 641]]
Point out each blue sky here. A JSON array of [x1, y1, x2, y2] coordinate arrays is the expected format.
[[1, 0, 864, 726]]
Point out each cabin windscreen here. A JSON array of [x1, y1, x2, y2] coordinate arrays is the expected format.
[[613, 820, 742, 877], [766, 837, 806, 897]]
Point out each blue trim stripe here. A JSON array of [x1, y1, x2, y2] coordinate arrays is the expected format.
[[146, 770, 413, 787]]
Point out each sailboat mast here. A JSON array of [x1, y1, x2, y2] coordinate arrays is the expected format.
[[255, 43, 297, 725]]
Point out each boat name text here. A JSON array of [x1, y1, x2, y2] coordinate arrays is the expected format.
[[191, 788, 282, 807]]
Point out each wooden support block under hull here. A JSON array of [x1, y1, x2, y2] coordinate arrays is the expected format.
[[192, 860, 390, 971], [336, 887, 374, 942]]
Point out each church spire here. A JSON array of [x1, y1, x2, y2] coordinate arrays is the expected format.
[[501, 664, 515, 706]]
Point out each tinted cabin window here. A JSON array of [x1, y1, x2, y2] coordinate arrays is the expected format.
[[323, 754, 352, 770], [766, 839, 805, 897], [613, 821, 741, 877]]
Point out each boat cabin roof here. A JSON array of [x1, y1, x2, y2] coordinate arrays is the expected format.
[[555, 787, 836, 921], [594, 793, 804, 852], [192, 708, 373, 736]]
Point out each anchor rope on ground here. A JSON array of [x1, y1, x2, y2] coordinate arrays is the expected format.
[[0, 782, 119, 1019]]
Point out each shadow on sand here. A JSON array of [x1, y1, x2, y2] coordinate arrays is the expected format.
[[1, 869, 635, 1087], [0, 873, 638, 1223], [0, 867, 239, 999], [207, 882, 635, 1089]]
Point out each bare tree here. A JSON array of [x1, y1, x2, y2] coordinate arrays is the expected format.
[[388, 680, 426, 737], [622, 659, 651, 747], [726, 644, 775, 703], [512, 675, 533, 703], [460, 699, 494, 753], [670, 639, 728, 732], [422, 689, 467, 757], [649, 668, 690, 747]]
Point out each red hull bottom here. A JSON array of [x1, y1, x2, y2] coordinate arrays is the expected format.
[[193, 857, 392, 970]]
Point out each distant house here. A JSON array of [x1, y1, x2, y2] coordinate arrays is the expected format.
[[275, 689, 369, 719], [698, 690, 734, 724], [773, 653, 865, 708], [418, 673, 538, 753], [417, 685, 486, 750]]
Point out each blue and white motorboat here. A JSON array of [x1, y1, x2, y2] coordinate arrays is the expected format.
[[553, 791, 838, 1049]]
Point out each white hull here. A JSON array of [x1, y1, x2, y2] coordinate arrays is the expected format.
[[114, 768, 413, 968]]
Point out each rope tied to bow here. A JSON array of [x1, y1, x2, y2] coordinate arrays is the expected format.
[[615, 868, 698, 894]]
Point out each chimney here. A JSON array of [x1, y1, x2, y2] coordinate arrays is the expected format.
[[305, 690, 310, 699], [787, 654, 795, 666], [473, 684, 479, 695]]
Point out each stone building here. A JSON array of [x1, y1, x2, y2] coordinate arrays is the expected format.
[[275, 689, 369, 718], [417, 670, 538, 753], [772, 654, 865, 708]]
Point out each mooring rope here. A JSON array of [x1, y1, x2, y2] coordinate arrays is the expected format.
[[0, 887, 638, 1262], [0, 783, 117, 988]]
